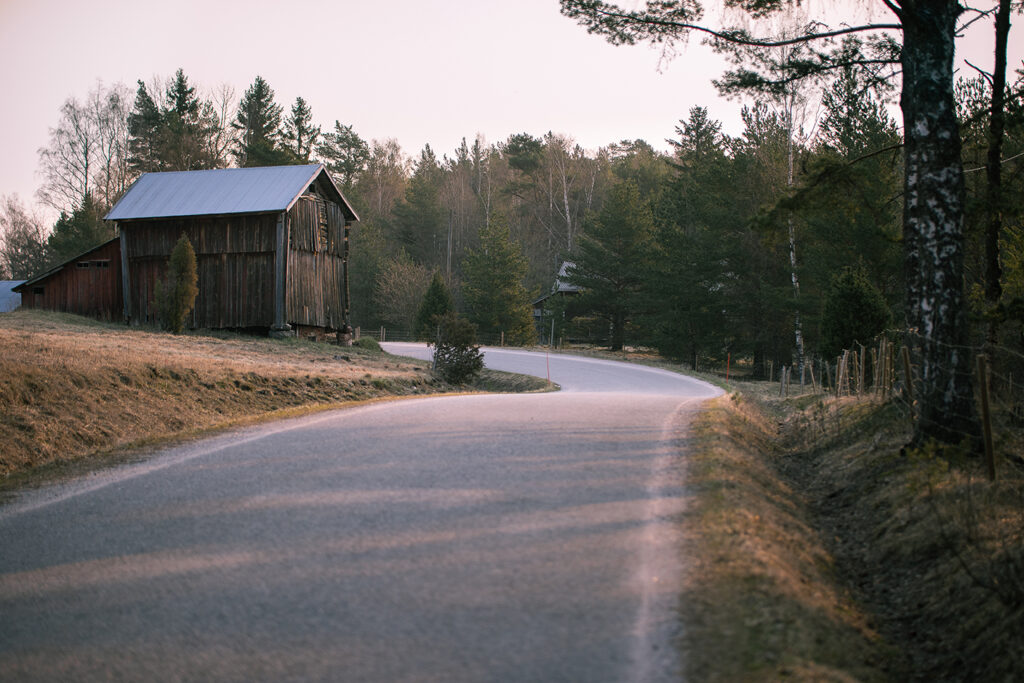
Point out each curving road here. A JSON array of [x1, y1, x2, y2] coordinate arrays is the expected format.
[[0, 345, 720, 682]]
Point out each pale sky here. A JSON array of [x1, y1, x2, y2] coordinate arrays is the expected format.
[[0, 0, 1016, 219]]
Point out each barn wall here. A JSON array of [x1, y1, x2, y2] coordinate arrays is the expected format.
[[19, 240, 122, 321], [123, 214, 277, 329], [285, 198, 347, 330]]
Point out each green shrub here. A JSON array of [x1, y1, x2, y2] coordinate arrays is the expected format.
[[155, 233, 198, 334], [429, 312, 484, 384], [353, 336, 382, 352], [414, 271, 455, 341], [820, 266, 892, 358]]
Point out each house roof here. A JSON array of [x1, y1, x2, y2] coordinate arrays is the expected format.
[[533, 261, 581, 306], [104, 164, 359, 223], [553, 261, 580, 294], [0, 281, 25, 312]]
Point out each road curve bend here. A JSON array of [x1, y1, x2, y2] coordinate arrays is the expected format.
[[0, 345, 720, 682]]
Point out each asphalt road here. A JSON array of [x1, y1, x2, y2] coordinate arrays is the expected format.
[[0, 345, 720, 682]]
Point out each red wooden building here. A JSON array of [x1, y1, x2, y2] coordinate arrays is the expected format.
[[14, 238, 123, 321]]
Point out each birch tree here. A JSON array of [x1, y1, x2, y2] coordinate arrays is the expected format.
[[37, 81, 132, 214], [0, 196, 49, 280]]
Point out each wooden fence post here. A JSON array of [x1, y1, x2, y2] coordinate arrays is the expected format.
[[872, 348, 880, 396], [858, 344, 866, 396], [879, 339, 889, 398], [901, 345, 914, 409], [888, 344, 896, 396], [851, 350, 860, 395], [977, 354, 996, 481]]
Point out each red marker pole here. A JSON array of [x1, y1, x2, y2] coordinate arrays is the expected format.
[[726, 353, 731, 381]]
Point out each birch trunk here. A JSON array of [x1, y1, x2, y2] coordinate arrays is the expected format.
[[785, 99, 805, 383], [901, 0, 980, 446]]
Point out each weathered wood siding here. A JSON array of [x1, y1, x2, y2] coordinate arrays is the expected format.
[[123, 214, 277, 329], [19, 240, 122, 321], [285, 197, 347, 329]]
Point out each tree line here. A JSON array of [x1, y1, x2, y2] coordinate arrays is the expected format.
[[2, 25, 1023, 444]]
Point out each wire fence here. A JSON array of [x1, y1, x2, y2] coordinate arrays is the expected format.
[[773, 328, 1024, 479]]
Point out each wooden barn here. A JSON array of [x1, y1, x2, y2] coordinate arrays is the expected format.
[[14, 238, 123, 321], [105, 164, 359, 336]]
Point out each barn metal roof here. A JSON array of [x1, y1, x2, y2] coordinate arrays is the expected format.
[[105, 164, 359, 222]]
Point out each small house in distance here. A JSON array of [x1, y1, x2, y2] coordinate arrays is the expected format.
[[533, 261, 580, 324], [105, 164, 359, 336], [13, 239, 123, 321], [1, 280, 27, 313]]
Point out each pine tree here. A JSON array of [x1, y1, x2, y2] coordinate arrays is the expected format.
[[127, 81, 164, 174], [414, 271, 455, 341], [127, 71, 222, 174], [461, 216, 537, 346], [566, 181, 655, 351], [162, 69, 216, 171], [232, 76, 292, 167], [317, 121, 370, 189], [392, 145, 444, 264], [283, 97, 321, 163], [47, 193, 114, 266], [820, 267, 892, 359]]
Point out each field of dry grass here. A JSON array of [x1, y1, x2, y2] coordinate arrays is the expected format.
[[0, 310, 540, 485]]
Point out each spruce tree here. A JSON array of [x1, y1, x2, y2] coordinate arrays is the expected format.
[[461, 216, 537, 346], [429, 311, 484, 384], [47, 193, 114, 266], [162, 68, 215, 171], [392, 145, 443, 264], [127, 81, 164, 174], [283, 97, 321, 163], [233, 76, 292, 167], [414, 271, 455, 341], [820, 267, 892, 360], [566, 181, 655, 351]]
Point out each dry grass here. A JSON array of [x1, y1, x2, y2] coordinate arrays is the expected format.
[[678, 373, 1024, 682], [784, 395, 1024, 682], [0, 310, 473, 483], [677, 390, 886, 682]]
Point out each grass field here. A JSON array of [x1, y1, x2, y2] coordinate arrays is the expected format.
[[0, 310, 545, 486]]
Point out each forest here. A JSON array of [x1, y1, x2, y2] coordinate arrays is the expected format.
[[1, 5, 1022, 444]]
